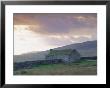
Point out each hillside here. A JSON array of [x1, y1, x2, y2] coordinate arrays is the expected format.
[[14, 40, 97, 62], [55, 40, 97, 57]]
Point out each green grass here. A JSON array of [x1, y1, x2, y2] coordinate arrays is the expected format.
[[14, 59, 97, 75]]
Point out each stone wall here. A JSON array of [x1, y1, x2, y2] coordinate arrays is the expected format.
[[69, 53, 81, 62], [14, 59, 62, 70]]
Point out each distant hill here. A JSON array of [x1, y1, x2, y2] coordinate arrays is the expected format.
[[14, 40, 97, 62], [54, 40, 97, 57], [14, 51, 49, 62]]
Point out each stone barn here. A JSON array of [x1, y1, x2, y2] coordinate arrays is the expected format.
[[45, 49, 81, 63]]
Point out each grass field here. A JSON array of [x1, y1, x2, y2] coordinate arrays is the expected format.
[[14, 59, 97, 75]]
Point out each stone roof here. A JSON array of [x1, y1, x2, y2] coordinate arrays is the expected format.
[[48, 49, 78, 56]]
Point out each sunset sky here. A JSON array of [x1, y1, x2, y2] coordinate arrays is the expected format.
[[14, 13, 97, 55]]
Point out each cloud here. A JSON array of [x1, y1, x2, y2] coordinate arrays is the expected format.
[[14, 13, 97, 46], [14, 13, 97, 35], [14, 14, 40, 25]]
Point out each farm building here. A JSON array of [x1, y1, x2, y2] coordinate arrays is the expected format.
[[45, 49, 81, 63]]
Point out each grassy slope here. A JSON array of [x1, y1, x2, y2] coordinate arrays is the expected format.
[[14, 60, 97, 75]]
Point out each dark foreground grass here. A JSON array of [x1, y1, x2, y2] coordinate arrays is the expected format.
[[14, 59, 97, 75]]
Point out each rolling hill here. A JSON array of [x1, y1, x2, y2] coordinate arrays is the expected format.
[[14, 40, 97, 62]]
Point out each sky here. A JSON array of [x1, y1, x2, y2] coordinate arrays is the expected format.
[[14, 13, 97, 55]]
